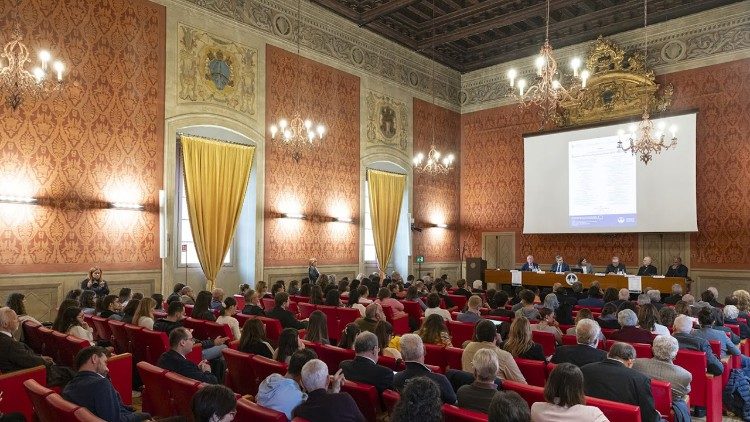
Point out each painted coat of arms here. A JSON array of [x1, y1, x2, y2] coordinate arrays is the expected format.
[[366, 91, 407, 150]]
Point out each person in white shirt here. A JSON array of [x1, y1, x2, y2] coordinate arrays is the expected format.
[[132, 297, 156, 330], [424, 293, 451, 321], [531, 362, 608, 421], [638, 303, 670, 336], [215, 297, 241, 340], [62, 307, 95, 346]]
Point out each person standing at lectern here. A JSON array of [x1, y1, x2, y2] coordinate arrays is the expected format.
[[605, 257, 626, 275], [637, 257, 658, 276], [550, 255, 570, 273], [520, 255, 539, 272]]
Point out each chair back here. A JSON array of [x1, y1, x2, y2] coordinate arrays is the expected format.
[[447, 321, 476, 347], [262, 297, 276, 311], [514, 358, 547, 387], [136, 362, 174, 417], [222, 348, 258, 396], [134, 328, 170, 365], [377, 355, 405, 371], [447, 295, 468, 311], [423, 344, 447, 369], [501, 380, 544, 408], [341, 380, 380, 422], [382, 389, 400, 412], [441, 404, 489, 422], [335, 307, 362, 330], [203, 320, 234, 341], [400, 300, 423, 321], [633, 342, 653, 358], [650, 379, 673, 422], [585, 396, 642, 422], [561, 334, 578, 346], [184, 304, 194, 316], [298, 302, 317, 319], [1, 366, 46, 422], [108, 320, 131, 353], [107, 353, 133, 406], [233, 294, 246, 310], [317, 305, 340, 342], [58, 334, 90, 367], [255, 316, 284, 344], [250, 355, 288, 385], [22, 379, 55, 422], [91, 316, 113, 343], [166, 372, 203, 421], [318, 344, 356, 374], [531, 330, 557, 356], [445, 346, 464, 371], [22, 321, 44, 353], [44, 393, 83, 422], [236, 398, 287, 422]]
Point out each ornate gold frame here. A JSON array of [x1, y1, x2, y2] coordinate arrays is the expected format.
[[556, 37, 672, 127]]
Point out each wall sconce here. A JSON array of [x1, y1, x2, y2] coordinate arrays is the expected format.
[[284, 212, 305, 219], [435, 223, 448, 228], [335, 216, 353, 223], [111, 202, 143, 210], [0, 195, 36, 204]]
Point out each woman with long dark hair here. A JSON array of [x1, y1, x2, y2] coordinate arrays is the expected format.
[[216, 297, 241, 340], [417, 314, 453, 347], [530, 363, 607, 420], [53, 299, 81, 332], [6, 293, 41, 340], [275, 328, 303, 364], [346, 286, 366, 317], [304, 311, 330, 344], [192, 291, 216, 321], [238, 318, 274, 358], [309, 285, 324, 305], [338, 323, 360, 349], [61, 306, 95, 345]]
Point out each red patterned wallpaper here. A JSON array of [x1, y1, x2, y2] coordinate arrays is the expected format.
[[0, 0, 165, 273], [264, 45, 360, 267], [413, 98, 461, 262], [662, 59, 750, 269], [460, 58, 750, 269]]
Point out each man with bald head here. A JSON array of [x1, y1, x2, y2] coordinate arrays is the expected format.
[[605, 256, 626, 275], [520, 255, 539, 272], [637, 257, 658, 276]]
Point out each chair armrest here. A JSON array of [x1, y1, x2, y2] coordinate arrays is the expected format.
[[188, 343, 203, 364], [704, 374, 722, 422]]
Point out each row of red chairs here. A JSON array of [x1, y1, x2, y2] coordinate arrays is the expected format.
[[22, 321, 90, 368], [23, 379, 103, 422], [297, 303, 363, 342]]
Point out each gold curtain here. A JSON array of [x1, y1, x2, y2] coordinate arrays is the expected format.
[[180, 135, 255, 290], [367, 169, 406, 275]]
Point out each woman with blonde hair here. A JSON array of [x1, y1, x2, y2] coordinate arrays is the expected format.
[[503, 316, 546, 361], [80, 267, 109, 297], [255, 281, 270, 299], [733, 290, 750, 318], [417, 314, 453, 347], [308, 258, 320, 283], [132, 297, 156, 329]]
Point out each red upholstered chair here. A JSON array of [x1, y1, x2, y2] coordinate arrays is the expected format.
[[447, 295, 468, 311], [130, 328, 170, 365], [48, 331, 68, 363], [601, 328, 617, 338], [377, 355, 405, 371], [674, 349, 722, 422], [182, 317, 208, 340], [250, 355, 288, 387], [235, 398, 287, 422], [290, 295, 310, 303], [445, 346, 464, 370], [298, 302, 317, 319], [317, 305, 341, 343], [484, 315, 510, 323], [44, 393, 86, 422], [202, 320, 234, 341], [136, 362, 174, 417], [107, 353, 133, 406], [335, 307, 362, 332], [442, 404, 489, 422], [531, 330, 557, 357], [447, 321, 476, 347], [262, 297, 276, 311], [22, 321, 45, 354], [184, 304, 194, 317], [73, 407, 105, 422], [585, 396, 641, 422], [400, 300, 423, 322], [501, 380, 544, 408], [726, 324, 741, 337], [166, 372, 203, 420], [57, 334, 90, 368], [235, 313, 253, 327], [650, 379, 673, 422], [108, 320, 131, 354], [1, 366, 46, 422], [424, 344, 447, 369], [319, 344, 356, 375], [22, 379, 55, 422], [514, 358, 547, 387], [301, 339, 324, 357], [633, 342, 654, 358], [90, 316, 113, 345], [255, 316, 284, 345], [382, 305, 410, 335], [222, 348, 257, 396], [562, 334, 578, 346], [342, 380, 381, 422], [382, 389, 400, 413], [233, 294, 246, 311]]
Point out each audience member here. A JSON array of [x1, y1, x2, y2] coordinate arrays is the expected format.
[[693, 307, 744, 362], [257, 348, 317, 419], [659, 306, 677, 330], [503, 316, 545, 361], [638, 303, 669, 336], [167, 283, 185, 305], [179, 286, 196, 305], [724, 305, 750, 338], [374, 320, 401, 359], [707, 287, 723, 308], [607, 288, 630, 309], [671, 314, 723, 375], [118, 288, 133, 308], [394, 334, 457, 403], [191, 384, 236, 422], [305, 310, 330, 344], [663, 284, 683, 305], [454, 279, 472, 298], [375, 287, 406, 318], [577, 286, 604, 308], [417, 314, 453, 347], [487, 391, 530, 422], [215, 297, 240, 340], [457, 295, 483, 323], [79, 290, 98, 316], [63, 346, 150, 421], [338, 323, 361, 349], [238, 318, 274, 358], [120, 298, 140, 324], [424, 293, 452, 321], [132, 297, 156, 330], [80, 267, 109, 297], [551, 319, 607, 367], [581, 342, 660, 422], [275, 327, 304, 364], [608, 309, 654, 344], [633, 335, 692, 422], [5, 293, 41, 341], [192, 291, 216, 321], [531, 362, 607, 421], [288, 280, 300, 296], [267, 292, 308, 330], [157, 327, 218, 384], [457, 348, 500, 413], [355, 302, 385, 333], [463, 320, 525, 383], [647, 289, 664, 310], [404, 285, 427, 311], [489, 291, 514, 318], [153, 301, 228, 366], [391, 376, 443, 422], [340, 331, 394, 392], [292, 359, 364, 422], [309, 285, 324, 305], [514, 290, 540, 320], [241, 288, 265, 316], [209, 288, 225, 312], [53, 299, 82, 331], [530, 308, 562, 345], [62, 307, 95, 346], [732, 289, 750, 318], [346, 286, 368, 317]]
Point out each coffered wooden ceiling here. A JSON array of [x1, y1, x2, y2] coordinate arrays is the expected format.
[[310, 0, 744, 72]]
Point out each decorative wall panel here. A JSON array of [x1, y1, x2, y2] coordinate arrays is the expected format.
[[0, 0, 165, 273], [413, 99, 460, 262], [264, 45, 360, 267], [177, 23, 257, 115], [365, 91, 408, 151]]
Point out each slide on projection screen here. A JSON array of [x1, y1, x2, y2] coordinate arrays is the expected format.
[[523, 111, 697, 234]]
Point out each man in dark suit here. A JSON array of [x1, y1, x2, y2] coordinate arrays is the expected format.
[[609, 309, 654, 344], [605, 256, 627, 274], [664, 257, 689, 278], [157, 327, 218, 384], [453, 279, 472, 299], [63, 346, 150, 421], [0, 307, 74, 387], [520, 255, 539, 272], [581, 342, 660, 422], [393, 334, 457, 404], [551, 319, 607, 367], [637, 256, 658, 276], [549, 255, 570, 273], [577, 285, 605, 308], [339, 332, 394, 393], [241, 289, 265, 316], [266, 292, 308, 330], [672, 315, 723, 375], [293, 359, 365, 422]]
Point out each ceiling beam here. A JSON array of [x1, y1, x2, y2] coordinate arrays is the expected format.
[[415, 0, 505, 34], [417, 0, 581, 49], [309, 0, 360, 21], [360, 0, 422, 25]]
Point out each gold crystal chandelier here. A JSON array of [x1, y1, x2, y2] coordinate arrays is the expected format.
[[413, 0, 455, 176], [268, 0, 325, 163], [1, 14, 65, 111], [616, 0, 677, 165], [506, 0, 587, 127]]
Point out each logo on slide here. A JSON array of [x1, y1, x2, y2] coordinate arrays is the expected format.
[[565, 273, 578, 286], [617, 217, 625, 224]]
